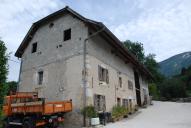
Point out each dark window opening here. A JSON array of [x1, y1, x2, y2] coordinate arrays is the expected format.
[[117, 98, 121, 106], [98, 65, 109, 84], [63, 28, 71, 41], [32, 42, 37, 53], [119, 77, 122, 88], [38, 71, 43, 85]]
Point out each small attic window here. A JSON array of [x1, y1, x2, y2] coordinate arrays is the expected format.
[[49, 22, 54, 28], [63, 28, 71, 41], [32, 42, 37, 53]]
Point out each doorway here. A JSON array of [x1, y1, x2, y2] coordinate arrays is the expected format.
[[134, 71, 141, 106]]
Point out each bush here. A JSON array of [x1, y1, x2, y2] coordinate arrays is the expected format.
[[159, 78, 187, 100], [149, 83, 160, 100], [111, 106, 128, 119], [81, 106, 97, 118]]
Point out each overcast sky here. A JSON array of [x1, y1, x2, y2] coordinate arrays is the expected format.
[[1, 0, 191, 81]]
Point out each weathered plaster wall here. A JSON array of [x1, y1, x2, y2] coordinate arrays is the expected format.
[[87, 34, 138, 112], [18, 12, 149, 127], [19, 14, 88, 110], [139, 75, 150, 104]]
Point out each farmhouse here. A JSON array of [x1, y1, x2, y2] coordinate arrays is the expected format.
[[15, 6, 151, 127]]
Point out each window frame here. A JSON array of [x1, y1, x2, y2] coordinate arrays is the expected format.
[[94, 94, 106, 111], [31, 42, 37, 53], [119, 77, 122, 88], [38, 71, 44, 85], [63, 28, 71, 41], [128, 80, 133, 90], [98, 65, 109, 84], [122, 99, 128, 108], [117, 97, 121, 106]]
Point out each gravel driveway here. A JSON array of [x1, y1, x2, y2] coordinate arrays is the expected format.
[[104, 101, 191, 128]]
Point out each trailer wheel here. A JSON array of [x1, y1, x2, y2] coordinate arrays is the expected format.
[[53, 121, 59, 128], [2, 121, 10, 128], [3, 117, 11, 128], [23, 119, 35, 128]]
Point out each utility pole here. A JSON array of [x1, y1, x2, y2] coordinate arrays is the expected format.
[[83, 26, 105, 127]]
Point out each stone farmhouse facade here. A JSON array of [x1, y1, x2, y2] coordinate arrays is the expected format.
[[15, 6, 151, 127]]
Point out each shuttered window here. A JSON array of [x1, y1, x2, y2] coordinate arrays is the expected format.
[[119, 77, 122, 88], [98, 65, 109, 83], [122, 99, 128, 108], [128, 80, 133, 90], [94, 94, 106, 111]]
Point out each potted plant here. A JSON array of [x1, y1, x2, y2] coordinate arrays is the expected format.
[[82, 106, 100, 126], [111, 105, 128, 122]]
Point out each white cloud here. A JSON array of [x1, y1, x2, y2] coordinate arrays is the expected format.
[[0, 0, 66, 81], [1, 0, 191, 81], [110, 0, 191, 61]]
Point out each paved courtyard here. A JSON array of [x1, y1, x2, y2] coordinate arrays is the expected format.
[[104, 101, 191, 128]]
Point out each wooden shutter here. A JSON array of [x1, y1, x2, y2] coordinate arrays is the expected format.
[[106, 69, 109, 84], [98, 65, 101, 81], [98, 65, 102, 81], [94, 94, 98, 111]]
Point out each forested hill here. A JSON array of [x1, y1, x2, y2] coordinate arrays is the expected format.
[[159, 52, 191, 77]]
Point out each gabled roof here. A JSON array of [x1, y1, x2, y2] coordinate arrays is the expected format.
[[15, 6, 152, 79]]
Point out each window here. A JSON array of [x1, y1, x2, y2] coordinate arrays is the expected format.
[[119, 77, 122, 87], [128, 80, 133, 90], [117, 98, 121, 106], [63, 28, 71, 41], [122, 99, 128, 108], [38, 71, 43, 85], [94, 94, 106, 111], [32, 42, 37, 53], [98, 65, 109, 83], [49, 22, 54, 28]]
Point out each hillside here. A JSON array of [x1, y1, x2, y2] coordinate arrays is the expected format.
[[159, 52, 191, 77]]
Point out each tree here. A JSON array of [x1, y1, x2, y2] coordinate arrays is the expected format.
[[123, 40, 164, 83], [123, 40, 166, 99], [159, 78, 186, 100], [123, 40, 145, 63], [148, 83, 159, 100], [0, 39, 9, 107], [144, 54, 164, 83], [6, 81, 18, 95]]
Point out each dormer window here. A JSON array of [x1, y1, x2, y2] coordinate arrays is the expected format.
[[63, 28, 71, 41], [32, 42, 37, 53]]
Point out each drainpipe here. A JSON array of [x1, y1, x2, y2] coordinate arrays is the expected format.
[[83, 26, 105, 127]]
